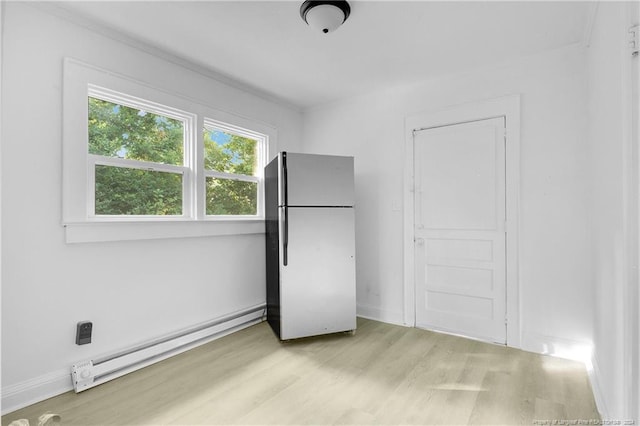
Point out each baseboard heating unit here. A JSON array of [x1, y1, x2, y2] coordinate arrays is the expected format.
[[71, 304, 265, 392]]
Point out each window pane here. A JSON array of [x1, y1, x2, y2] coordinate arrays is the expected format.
[[206, 177, 257, 215], [95, 165, 182, 215], [203, 128, 257, 176], [89, 97, 184, 166]]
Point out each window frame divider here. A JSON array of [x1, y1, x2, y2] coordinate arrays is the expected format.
[[204, 170, 261, 183], [89, 155, 189, 175]]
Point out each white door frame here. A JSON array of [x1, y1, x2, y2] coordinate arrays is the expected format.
[[625, 0, 640, 418], [403, 95, 521, 348]]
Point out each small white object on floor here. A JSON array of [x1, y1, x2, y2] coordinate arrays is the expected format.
[[8, 413, 61, 426]]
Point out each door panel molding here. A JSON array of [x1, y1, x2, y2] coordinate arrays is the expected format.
[[403, 95, 521, 348]]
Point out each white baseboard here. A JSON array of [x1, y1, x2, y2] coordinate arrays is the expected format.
[[357, 303, 405, 326], [587, 354, 609, 419], [1, 369, 73, 416], [1, 305, 265, 415], [521, 331, 594, 363]]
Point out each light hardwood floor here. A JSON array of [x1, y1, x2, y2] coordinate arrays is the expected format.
[[2, 318, 600, 425]]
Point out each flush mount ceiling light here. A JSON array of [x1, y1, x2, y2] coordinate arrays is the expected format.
[[300, 0, 351, 34]]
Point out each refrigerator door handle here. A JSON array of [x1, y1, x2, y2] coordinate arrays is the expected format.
[[282, 151, 289, 266], [283, 206, 288, 266]]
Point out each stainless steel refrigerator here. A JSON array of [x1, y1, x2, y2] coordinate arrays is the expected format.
[[265, 152, 356, 340]]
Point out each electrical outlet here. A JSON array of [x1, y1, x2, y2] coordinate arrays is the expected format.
[[76, 321, 92, 345]]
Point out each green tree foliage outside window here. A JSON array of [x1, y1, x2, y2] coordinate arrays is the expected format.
[[88, 97, 261, 217], [89, 97, 184, 215], [204, 128, 258, 215]]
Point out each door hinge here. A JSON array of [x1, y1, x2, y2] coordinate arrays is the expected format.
[[630, 25, 640, 57]]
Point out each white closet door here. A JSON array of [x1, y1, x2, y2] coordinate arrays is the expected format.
[[414, 117, 506, 344]]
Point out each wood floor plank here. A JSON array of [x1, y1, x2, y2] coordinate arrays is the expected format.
[[2, 318, 600, 425], [534, 397, 567, 421]]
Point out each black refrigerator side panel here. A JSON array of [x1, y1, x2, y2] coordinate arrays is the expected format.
[[264, 157, 281, 338]]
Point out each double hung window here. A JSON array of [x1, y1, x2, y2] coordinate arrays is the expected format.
[[63, 59, 274, 242], [88, 89, 192, 217], [203, 121, 264, 217]]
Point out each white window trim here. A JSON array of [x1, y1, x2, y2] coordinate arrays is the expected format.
[[63, 58, 276, 243]]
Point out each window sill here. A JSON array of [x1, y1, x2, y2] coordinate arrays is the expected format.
[[64, 219, 265, 244]]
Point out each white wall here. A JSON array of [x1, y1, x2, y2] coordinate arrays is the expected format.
[[586, 2, 638, 420], [1, 3, 302, 411], [302, 44, 594, 355]]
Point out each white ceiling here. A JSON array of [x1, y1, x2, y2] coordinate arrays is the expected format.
[[54, 1, 591, 109]]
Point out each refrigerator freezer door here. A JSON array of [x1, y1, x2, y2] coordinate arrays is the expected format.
[[279, 207, 356, 340], [284, 153, 354, 207]]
